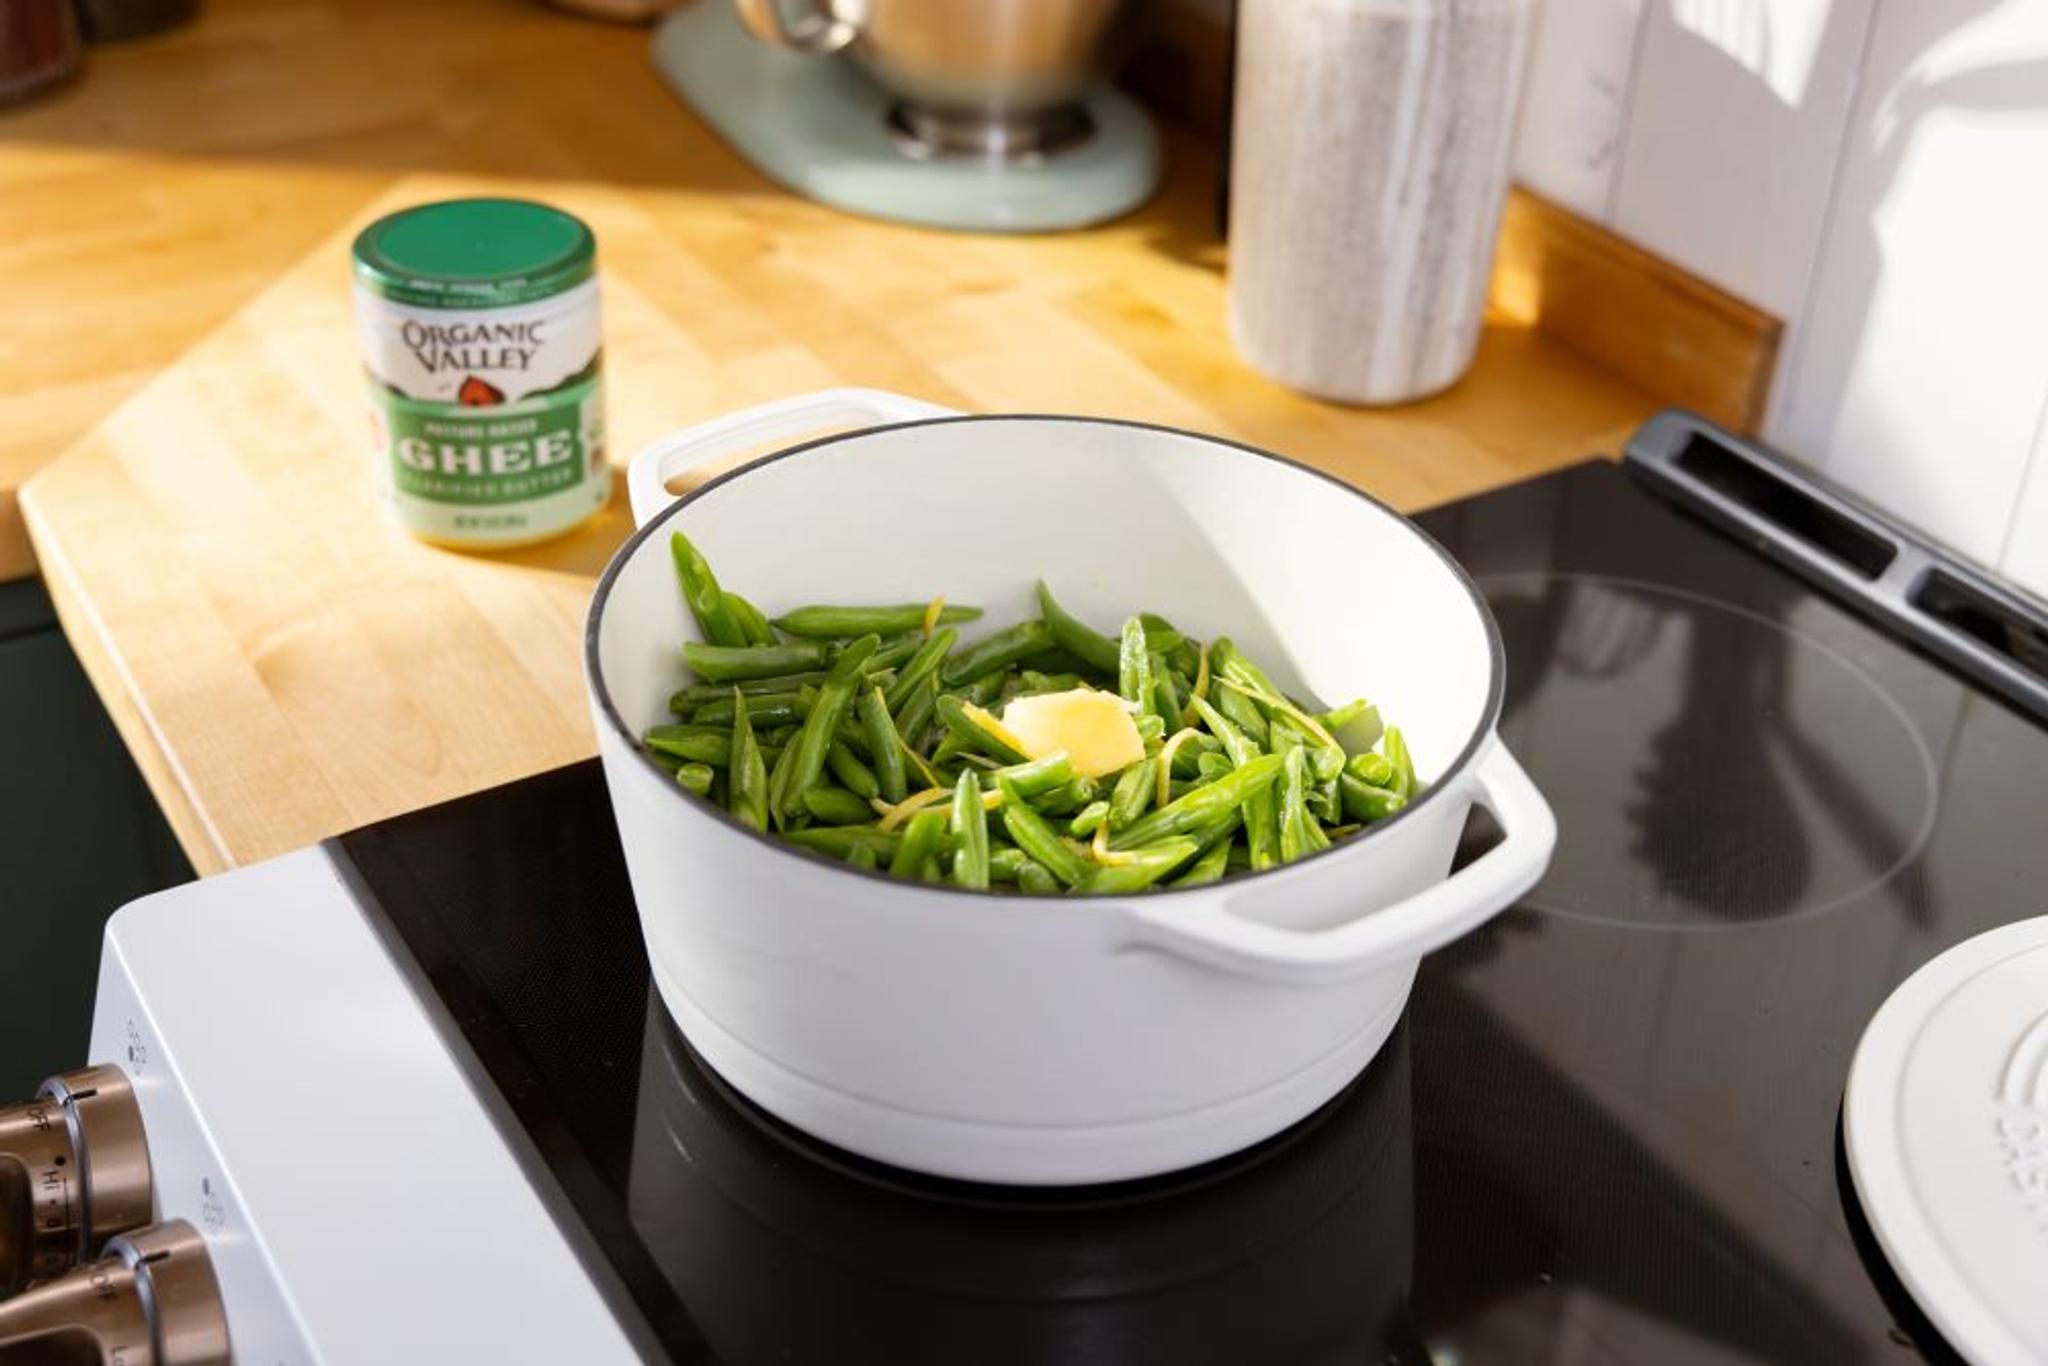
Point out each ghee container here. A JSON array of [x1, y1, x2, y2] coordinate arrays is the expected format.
[[352, 198, 609, 548]]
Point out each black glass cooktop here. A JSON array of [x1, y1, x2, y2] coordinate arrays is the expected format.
[[337, 451, 2048, 1365]]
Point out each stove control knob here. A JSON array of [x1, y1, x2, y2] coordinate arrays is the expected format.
[[0, 1065, 154, 1295], [0, 1220, 230, 1365]]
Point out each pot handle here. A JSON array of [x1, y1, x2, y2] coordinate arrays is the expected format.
[[732, 0, 859, 54], [1125, 743, 1556, 987], [626, 388, 958, 528]]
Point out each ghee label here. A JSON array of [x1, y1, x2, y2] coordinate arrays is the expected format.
[[355, 279, 608, 547]]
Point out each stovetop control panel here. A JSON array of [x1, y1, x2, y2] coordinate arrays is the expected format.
[[54, 846, 643, 1365]]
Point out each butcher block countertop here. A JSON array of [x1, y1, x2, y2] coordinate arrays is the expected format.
[[7, 0, 1759, 875]]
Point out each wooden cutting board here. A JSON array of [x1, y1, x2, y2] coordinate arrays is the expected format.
[[22, 163, 1666, 876]]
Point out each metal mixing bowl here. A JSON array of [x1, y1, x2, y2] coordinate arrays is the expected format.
[[734, 0, 1132, 156]]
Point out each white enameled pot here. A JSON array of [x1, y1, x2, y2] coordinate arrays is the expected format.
[[588, 389, 1556, 1185]]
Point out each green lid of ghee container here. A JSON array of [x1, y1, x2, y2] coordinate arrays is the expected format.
[[352, 198, 609, 550]]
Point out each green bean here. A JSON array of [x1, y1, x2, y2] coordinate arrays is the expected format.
[[647, 721, 732, 741], [1214, 681, 1270, 745], [1107, 757, 1157, 831], [1212, 644, 1345, 780], [962, 670, 1011, 706], [942, 619, 1055, 687], [1323, 698, 1385, 751], [1034, 581, 1121, 673], [857, 687, 908, 804], [1137, 613, 1186, 655], [1210, 637, 1283, 699], [1278, 747, 1318, 864], [1339, 773, 1407, 822], [1135, 713, 1167, 744], [1086, 837, 1200, 894], [803, 785, 875, 825], [1171, 839, 1231, 887], [866, 632, 925, 673], [930, 728, 970, 769], [1345, 752, 1396, 788], [884, 628, 957, 712], [1015, 861, 1060, 896], [988, 846, 1029, 883], [684, 640, 830, 683], [834, 715, 872, 761], [729, 692, 769, 830], [846, 844, 879, 872], [1311, 745, 1347, 786], [1188, 697, 1245, 755], [1196, 750, 1234, 782], [1069, 800, 1110, 838], [1112, 752, 1286, 850], [1384, 727, 1417, 799], [1188, 696, 1280, 872], [783, 826, 903, 859], [997, 775, 1092, 887], [691, 693, 803, 730], [674, 762, 716, 798], [669, 531, 748, 648], [1272, 723, 1338, 830], [1035, 778, 1097, 817], [725, 592, 778, 648], [781, 634, 879, 819], [645, 726, 731, 766], [671, 672, 831, 710], [1167, 730, 1217, 779], [1307, 778, 1341, 826], [763, 734, 799, 830], [1119, 617, 1153, 712], [890, 808, 947, 879], [895, 678, 939, 755], [950, 770, 989, 890], [990, 751, 1075, 800], [1187, 806, 1243, 855], [826, 740, 879, 801], [1018, 670, 1084, 695], [1149, 653, 1180, 722], [934, 693, 1032, 764], [1270, 715, 1345, 783], [646, 745, 685, 773], [773, 603, 982, 638]]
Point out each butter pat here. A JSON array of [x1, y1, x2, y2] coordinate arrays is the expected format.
[[999, 689, 1145, 779]]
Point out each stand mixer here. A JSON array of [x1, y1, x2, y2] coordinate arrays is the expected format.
[[735, 0, 1129, 157], [654, 0, 1161, 232]]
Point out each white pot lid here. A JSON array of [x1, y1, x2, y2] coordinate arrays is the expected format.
[[1844, 915, 2048, 1366]]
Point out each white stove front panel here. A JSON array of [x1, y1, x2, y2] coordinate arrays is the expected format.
[[91, 847, 645, 1365]]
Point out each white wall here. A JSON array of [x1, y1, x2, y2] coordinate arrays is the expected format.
[[1513, 0, 2048, 601]]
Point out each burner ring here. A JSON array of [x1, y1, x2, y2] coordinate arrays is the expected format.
[[1480, 573, 1940, 933]]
